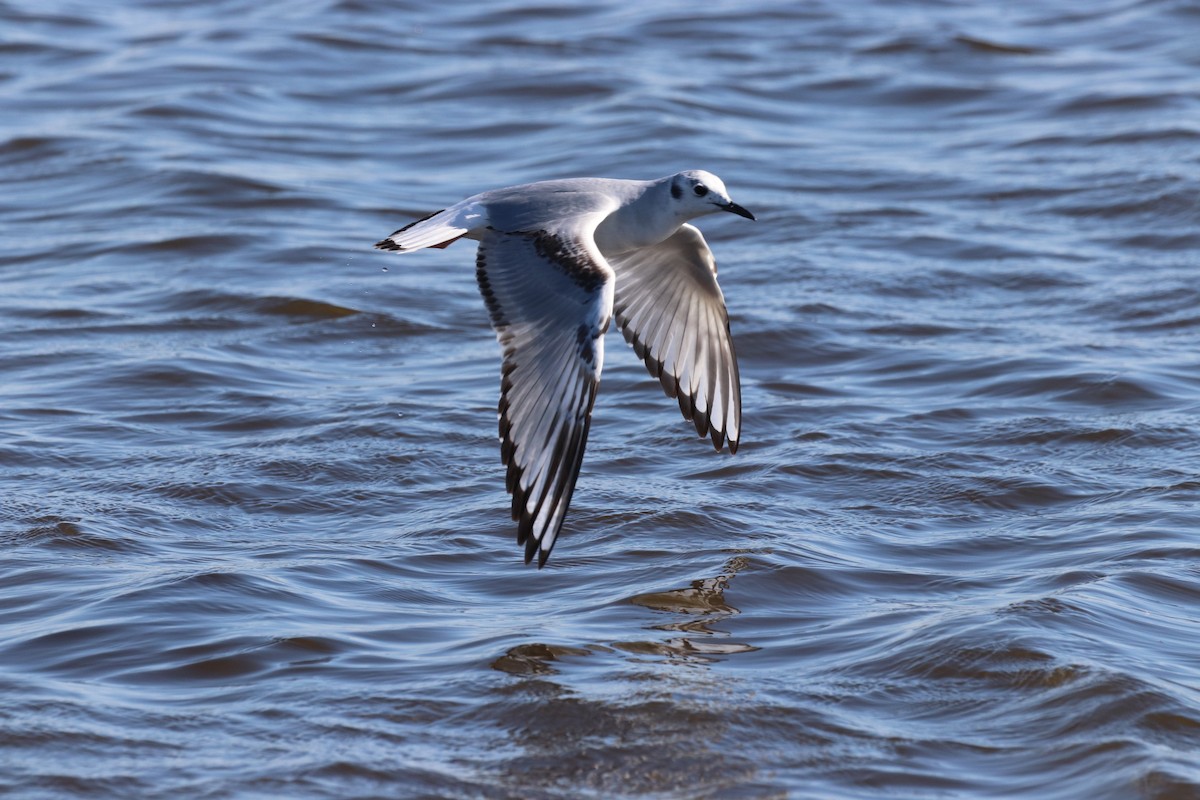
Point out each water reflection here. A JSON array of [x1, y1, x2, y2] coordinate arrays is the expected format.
[[621, 556, 759, 662], [487, 558, 764, 795], [492, 556, 757, 677], [491, 642, 597, 676]]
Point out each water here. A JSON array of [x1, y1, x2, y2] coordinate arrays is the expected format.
[[3, 1, 1199, 797]]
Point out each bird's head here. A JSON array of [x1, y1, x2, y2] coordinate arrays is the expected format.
[[668, 170, 755, 222]]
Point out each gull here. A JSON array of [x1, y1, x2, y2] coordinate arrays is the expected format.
[[374, 170, 754, 567]]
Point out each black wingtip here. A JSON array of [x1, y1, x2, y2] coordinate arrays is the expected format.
[[374, 239, 404, 251]]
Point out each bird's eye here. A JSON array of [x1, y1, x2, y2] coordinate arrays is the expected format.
[[693, 184, 709, 197]]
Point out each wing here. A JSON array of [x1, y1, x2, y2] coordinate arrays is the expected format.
[[609, 224, 741, 453], [375, 208, 471, 252], [475, 223, 615, 567]]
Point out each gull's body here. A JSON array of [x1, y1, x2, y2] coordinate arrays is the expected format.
[[375, 170, 753, 567]]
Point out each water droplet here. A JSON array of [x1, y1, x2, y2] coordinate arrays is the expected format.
[[381, 266, 389, 272]]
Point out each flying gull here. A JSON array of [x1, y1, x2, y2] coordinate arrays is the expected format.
[[374, 170, 754, 567]]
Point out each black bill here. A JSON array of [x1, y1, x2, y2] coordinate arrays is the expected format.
[[722, 201, 755, 221]]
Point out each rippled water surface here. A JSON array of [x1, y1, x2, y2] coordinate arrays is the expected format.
[[4, 1, 1200, 797]]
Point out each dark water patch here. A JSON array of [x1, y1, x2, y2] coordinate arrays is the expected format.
[[932, 474, 1092, 511], [0, 39, 100, 64], [0, 134, 84, 163], [81, 357, 293, 394], [124, 288, 366, 329], [892, 235, 1046, 262], [977, 267, 1089, 292], [261, 298, 358, 319], [407, 71, 620, 104], [1091, 127, 1200, 145], [1084, 285, 1200, 332], [966, 369, 1171, 406], [890, 638, 1079, 689], [1054, 374, 1173, 406], [736, 326, 866, 371], [122, 233, 257, 257], [757, 379, 843, 400], [857, 33, 944, 56], [127, 634, 348, 685], [150, 169, 300, 205], [18, 519, 149, 555], [1055, 90, 1189, 115], [871, 267, 1082, 304], [876, 82, 996, 108], [493, 693, 763, 798], [2, 622, 160, 678], [953, 34, 1046, 56], [294, 31, 414, 54], [1098, 570, 1200, 610], [130, 471, 339, 513], [424, 119, 568, 141], [865, 322, 967, 338], [1049, 182, 1198, 222], [6, 305, 115, 323], [129, 99, 255, 123], [1106, 232, 1200, 251], [977, 418, 1170, 449]]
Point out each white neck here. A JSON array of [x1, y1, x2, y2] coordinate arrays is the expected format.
[[593, 178, 683, 256]]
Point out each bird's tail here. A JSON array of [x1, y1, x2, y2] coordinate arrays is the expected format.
[[374, 209, 468, 252]]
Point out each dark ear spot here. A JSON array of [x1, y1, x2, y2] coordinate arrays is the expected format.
[[670, 180, 682, 200]]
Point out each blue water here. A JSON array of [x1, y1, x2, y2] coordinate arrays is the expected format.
[[3, 1, 1199, 797]]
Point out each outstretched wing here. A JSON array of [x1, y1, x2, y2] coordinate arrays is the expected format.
[[609, 224, 741, 453], [475, 224, 615, 567]]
